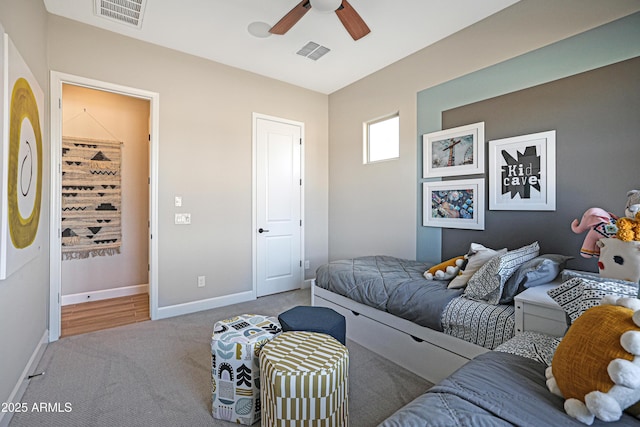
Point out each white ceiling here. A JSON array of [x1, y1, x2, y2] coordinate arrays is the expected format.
[[43, 0, 520, 94]]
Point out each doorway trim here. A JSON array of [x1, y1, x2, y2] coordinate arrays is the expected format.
[[49, 71, 159, 342], [252, 113, 305, 297]]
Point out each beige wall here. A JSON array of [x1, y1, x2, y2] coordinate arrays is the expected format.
[[327, 0, 640, 261], [61, 85, 150, 296], [3, 0, 639, 411], [47, 16, 329, 307], [0, 0, 50, 411]]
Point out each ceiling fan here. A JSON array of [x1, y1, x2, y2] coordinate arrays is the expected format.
[[269, 0, 371, 41]]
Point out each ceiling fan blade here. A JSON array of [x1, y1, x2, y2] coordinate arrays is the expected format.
[[335, 0, 370, 41], [269, 1, 312, 35]]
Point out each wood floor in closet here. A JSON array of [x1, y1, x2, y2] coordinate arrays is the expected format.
[[61, 293, 150, 338]]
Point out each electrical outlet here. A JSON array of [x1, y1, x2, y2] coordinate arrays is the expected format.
[[175, 213, 191, 225], [175, 196, 182, 207], [304, 260, 310, 270], [197, 276, 206, 288]]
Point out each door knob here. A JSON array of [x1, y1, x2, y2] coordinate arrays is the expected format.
[[258, 228, 270, 233]]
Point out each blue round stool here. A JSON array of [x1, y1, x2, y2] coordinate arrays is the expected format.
[[278, 306, 346, 345]]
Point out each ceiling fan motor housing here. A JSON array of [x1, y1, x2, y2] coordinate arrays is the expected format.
[[310, 0, 342, 13], [270, 0, 370, 41]]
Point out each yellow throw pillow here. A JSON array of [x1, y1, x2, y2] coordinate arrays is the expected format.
[[427, 256, 465, 275], [423, 256, 465, 281], [546, 299, 640, 424], [553, 305, 635, 399]]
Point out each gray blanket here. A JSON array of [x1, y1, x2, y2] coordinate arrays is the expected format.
[[379, 351, 639, 426], [315, 256, 463, 330]]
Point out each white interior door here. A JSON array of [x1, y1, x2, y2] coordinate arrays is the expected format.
[[255, 115, 303, 297]]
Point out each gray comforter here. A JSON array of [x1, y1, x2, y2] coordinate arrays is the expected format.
[[379, 351, 639, 426], [315, 256, 463, 331]]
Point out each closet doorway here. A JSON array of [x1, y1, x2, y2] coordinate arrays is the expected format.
[[50, 73, 159, 341]]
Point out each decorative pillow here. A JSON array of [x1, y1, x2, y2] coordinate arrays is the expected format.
[[447, 243, 506, 289], [545, 298, 640, 424], [548, 277, 639, 323], [561, 269, 638, 286], [464, 241, 540, 304], [494, 331, 561, 367], [597, 238, 640, 283], [499, 254, 573, 304], [423, 256, 465, 281]]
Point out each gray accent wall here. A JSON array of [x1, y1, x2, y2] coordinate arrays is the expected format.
[[417, 12, 640, 270], [328, 1, 640, 263], [441, 57, 640, 272]]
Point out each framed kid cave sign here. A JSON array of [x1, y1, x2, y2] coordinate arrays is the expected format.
[[488, 130, 556, 211]]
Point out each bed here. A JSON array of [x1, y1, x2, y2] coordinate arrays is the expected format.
[[314, 255, 516, 346], [378, 349, 639, 426], [379, 328, 640, 426], [311, 248, 564, 383]]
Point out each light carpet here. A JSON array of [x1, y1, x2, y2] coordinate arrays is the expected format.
[[9, 288, 430, 427]]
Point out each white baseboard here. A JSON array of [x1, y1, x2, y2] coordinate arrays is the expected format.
[[0, 330, 48, 427], [62, 284, 149, 306], [156, 290, 255, 320]]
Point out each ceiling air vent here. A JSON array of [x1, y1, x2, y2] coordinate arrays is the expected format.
[[94, 0, 147, 28], [296, 42, 331, 61]]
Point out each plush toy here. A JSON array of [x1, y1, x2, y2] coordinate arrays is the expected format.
[[625, 190, 640, 220], [545, 297, 640, 424], [423, 256, 465, 280], [615, 214, 640, 242], [615, 191, 640, 242], [571, 208, 619, 258]]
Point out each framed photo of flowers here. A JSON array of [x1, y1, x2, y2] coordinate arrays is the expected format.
[[423, 178, 485, 230], [423, 122, 484, 178], [488, 130, 556, 211]]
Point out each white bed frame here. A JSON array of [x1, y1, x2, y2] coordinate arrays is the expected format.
[[311, 281, 488, 384]]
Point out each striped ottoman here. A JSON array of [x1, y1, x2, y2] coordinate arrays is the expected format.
[[260, 331, 349, 426], [211, 314, 282, 425]]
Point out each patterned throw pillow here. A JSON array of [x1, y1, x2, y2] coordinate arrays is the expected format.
[[546, 278, 585, 323], [547, 277, 639, 323], [447, 243, 506, 289], [495, 331, 562, 367], [561, 269, 637, 286], [464, 241, 540, 304], [499, 254, 572, 304]]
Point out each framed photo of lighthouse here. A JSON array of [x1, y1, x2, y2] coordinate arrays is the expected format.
[[423, 122, 484, 178]]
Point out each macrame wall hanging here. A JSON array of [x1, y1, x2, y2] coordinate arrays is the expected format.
[[61, 114, 123, 260]]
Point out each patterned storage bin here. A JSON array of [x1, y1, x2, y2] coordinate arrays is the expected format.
[[211, 314, 282, 425], [260, 331, 349, 426]]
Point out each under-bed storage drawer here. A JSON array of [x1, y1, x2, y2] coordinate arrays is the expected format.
[[314, 294, 471, 384]]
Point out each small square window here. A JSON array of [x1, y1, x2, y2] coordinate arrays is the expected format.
[[365, 114, 399, 163]]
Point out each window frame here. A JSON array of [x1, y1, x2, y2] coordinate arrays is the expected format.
[[363, 112, 400, 164]]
